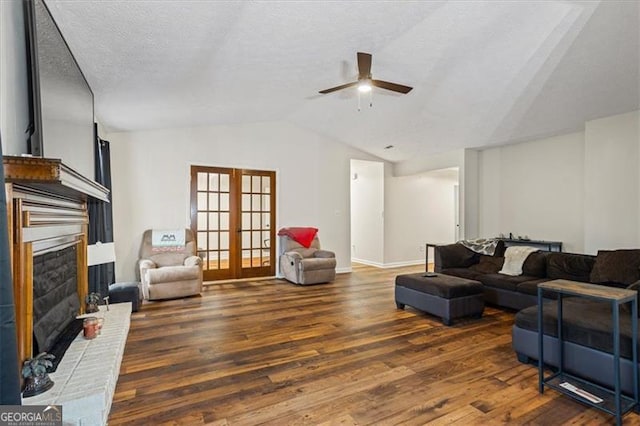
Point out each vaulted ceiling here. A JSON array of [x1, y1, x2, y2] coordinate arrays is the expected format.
[[46, 0, 639, 163]]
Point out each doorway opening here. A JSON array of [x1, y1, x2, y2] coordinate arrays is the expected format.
[[350, 159, 384, 267], [349, 161, 459, 269]]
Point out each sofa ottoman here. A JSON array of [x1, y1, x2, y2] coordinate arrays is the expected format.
[[395, 273, 484, 325], [108, 282, 141, 312]]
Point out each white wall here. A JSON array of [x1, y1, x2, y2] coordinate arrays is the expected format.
[[385, 168, 459, 265], [0, 0, 31, 155], [107, 121, 380, 281], [461, 149, 479, 239], [479, 131, 585, 252], [584, 111, 640, 253], [350, 160, 384, 266], [393, 149, 464, 177], [392, 148, 477, 241], [478, 110, 640, 254]]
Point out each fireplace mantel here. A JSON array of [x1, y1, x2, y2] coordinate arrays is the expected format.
[[3, 156, 109, 202], [3, 156, 109, 369]]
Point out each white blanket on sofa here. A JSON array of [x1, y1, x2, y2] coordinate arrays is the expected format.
[[499, 246, 539, 276]]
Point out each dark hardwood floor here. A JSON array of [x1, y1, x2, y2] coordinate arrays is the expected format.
[[109, 264, 638, 425]]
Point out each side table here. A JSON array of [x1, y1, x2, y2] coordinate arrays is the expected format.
[[425, 243, 449, 272], [537, 279, 638, 426]]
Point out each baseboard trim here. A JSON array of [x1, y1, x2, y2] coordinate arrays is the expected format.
[[336, 267, 352, 274], [382, 260, 426, 269], [351, 258, 384, 268], [352, 259, 426, 269]]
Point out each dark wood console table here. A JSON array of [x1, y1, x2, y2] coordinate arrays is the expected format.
[[425, 242, 451, 272], [500, 238, 562, 252]]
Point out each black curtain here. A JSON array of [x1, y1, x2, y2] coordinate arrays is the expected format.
[[0, 133, 22, 404], [88, 125, 115, 298]]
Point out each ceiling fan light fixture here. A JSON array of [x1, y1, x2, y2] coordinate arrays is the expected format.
[[318, 52, 412, 97], [358, 80, 372, 93]]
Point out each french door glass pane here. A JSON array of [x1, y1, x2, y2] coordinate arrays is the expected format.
[[220, 213, 229, 230], [208, 213, 218, 230], [220, 232, 229, 250], [252, 250, 261, 266], [242, 194, 251, 211], [242, 175, 251, 193], [197, 212, 207, 230], [220, 174, 229, 192], [208, 193, 218, 210], [252, 231, 260, 248], [242, 250, 251, 267], [208, 233, 218, 250], [197, 173, 208, 191], [220, 193, 229, 211], [209, 174, 219, 192], [252, 176, 261, 192], [197, 193, 207, 210], [252, 194, 261, 210], [208, 251, 218, 269], [198, 232, 207, 250]]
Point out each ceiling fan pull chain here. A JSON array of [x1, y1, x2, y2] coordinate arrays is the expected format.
[[369, 90, 373, 108], [358, 91, 362, 112]]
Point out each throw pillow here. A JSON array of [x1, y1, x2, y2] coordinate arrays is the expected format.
[[470, 256, 504, 274], [522, 252, 548, 277], [437, 243, 479, 269], [547, 253, 595, 282], [590, 249, 640, 286]]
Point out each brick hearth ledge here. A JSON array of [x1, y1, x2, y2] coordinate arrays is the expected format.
[[23, 302, 131, 425]]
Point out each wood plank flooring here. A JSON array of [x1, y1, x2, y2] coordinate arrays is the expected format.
[[109, 264, 639, 425]]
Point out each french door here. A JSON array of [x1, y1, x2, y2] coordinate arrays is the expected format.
[[190, 166, 276, 281]]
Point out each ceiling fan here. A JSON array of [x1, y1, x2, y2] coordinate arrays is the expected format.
[[319, 52, 413, 95]]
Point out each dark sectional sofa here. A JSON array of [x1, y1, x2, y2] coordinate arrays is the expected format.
[[435, 242, 600, 310], [434, 242, 640, 395]]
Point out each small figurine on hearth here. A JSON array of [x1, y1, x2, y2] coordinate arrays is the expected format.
[[22, 352, 55, 397], [85, 292, 101, 313]]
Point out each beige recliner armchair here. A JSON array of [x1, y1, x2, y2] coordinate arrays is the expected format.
[[138, 229, 203, 300], [279, 234, 336, 285]]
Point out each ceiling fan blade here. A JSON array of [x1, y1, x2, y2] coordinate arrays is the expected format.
[[318, 81, 358, 94], [357, 52, 372, 79], [371, 79, 413, 94]]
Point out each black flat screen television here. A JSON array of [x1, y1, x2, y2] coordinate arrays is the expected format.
[[24, 0, 95, 180]]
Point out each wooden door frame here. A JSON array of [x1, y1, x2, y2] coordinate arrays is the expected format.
[[190, 165, 238, 281], [237, 168, 276, 279], [190, 165, 276, 281]]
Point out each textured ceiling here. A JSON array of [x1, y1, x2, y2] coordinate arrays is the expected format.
[[46, 0, 639, 163]]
